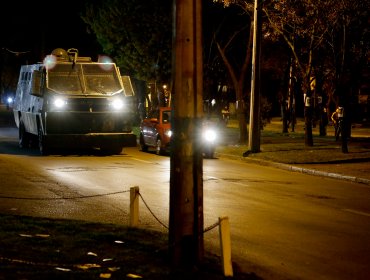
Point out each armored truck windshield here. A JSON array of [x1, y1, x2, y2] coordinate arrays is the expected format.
[[47, 63, 123, 95]]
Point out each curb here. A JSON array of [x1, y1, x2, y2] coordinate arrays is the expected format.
[[216, 152, 370, 186]]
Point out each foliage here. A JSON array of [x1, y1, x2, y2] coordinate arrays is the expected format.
[[259, 0, 369, 144], [80, 0, 368, 130], [81, 0, 172, 83], [207, 1, 253, 143], [323, 0, 370, 102], [214, 0, 369, 113], [210, 0, 282, 143], [263, 0, 369, 103]]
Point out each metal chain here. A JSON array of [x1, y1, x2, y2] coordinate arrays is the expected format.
[[138, 192, 169, 230], [0, 190, 131, 200], [204, 220, 220, 233], [138, 192, 220, 234], [2, 186, 221, 234]]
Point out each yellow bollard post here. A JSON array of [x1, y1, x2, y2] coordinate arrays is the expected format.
[[219, 216, 233, 277], [130, 186, 139, 227]]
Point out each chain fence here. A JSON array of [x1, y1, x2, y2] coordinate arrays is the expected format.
[[1, 187, 222, 234]]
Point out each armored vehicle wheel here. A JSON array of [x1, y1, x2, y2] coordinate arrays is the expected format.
[[19, 121, 30, 149]]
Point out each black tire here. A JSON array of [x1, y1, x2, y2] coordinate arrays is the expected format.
[[38, 126, 49, 155], [204, 147, 215, 159], [140, 134, 148, 152], [102, 145, 123, 155], [19, 121, 30, 149]]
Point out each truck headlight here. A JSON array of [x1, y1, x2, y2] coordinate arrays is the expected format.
[[54, 97, 67, 108], [111, 98, 124, 110]]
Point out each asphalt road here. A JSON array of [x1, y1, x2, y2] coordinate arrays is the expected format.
[[1, 126, 370, 280]]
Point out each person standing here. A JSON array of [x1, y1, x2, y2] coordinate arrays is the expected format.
[[331, 106, 348, 153]]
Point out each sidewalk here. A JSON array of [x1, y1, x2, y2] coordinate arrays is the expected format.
[[216, 117, 370, 185]]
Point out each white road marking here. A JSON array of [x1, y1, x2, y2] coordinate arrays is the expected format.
[[342, 208, 370, 217], [204, 176, 250, 187], [130, 158, 155, 164]]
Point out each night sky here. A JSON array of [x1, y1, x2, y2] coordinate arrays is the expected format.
[[1, 1, 102, 63]]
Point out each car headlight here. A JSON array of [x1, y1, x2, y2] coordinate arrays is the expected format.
[[203, 129, 216, 142], [165, 129, 172, 138], [111, 98, 124, 110], [53, 97, 67, 109]]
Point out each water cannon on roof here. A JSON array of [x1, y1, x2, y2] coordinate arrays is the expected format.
[[67, 48, 78, 63]]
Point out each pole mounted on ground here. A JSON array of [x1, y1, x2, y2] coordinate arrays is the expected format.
[[169, 0, 204, 269], [248, 0, 262, 153]]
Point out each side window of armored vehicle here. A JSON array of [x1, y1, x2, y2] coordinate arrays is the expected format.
[[24, 72, 31, 94], [31, 70, 43, 96], [22, 72, 30, 84]]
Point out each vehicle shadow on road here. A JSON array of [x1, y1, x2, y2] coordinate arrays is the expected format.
[[0, 140, 130, 157]]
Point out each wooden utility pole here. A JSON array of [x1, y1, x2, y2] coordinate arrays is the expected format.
[[248, 0, 262, 153], [169, 0, 204, 269]]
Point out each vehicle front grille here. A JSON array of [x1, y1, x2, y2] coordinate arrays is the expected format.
[[45, 111, 132, 134], [66, 97, 111, 112]]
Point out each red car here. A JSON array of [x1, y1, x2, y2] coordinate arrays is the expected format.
[[140, 107, 172, 155], [139, 107, 217, 158]]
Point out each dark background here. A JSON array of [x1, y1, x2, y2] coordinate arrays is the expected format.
[[1, 1, 101, 63]]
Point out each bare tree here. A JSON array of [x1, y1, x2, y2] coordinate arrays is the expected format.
[[262, 0, 338, 145], [212, 0, 255, 144]]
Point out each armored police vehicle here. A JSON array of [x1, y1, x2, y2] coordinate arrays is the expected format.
[[13, 48, 136, 155]]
